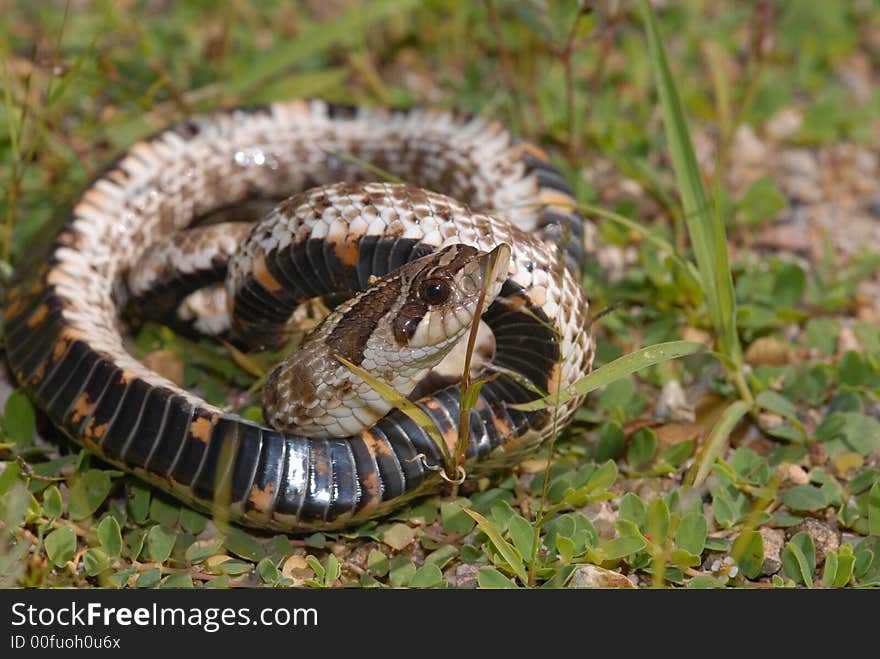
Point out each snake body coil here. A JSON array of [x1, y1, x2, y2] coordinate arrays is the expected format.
[[4, 100, 593, 531]]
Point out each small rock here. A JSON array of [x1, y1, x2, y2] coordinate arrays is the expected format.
[[791, 518, 839, 563], [733, 125, 768, 163], [745, 336, 790, 366], [569, 565, 636, 589], [597, 245, 626, 285], [445, 563, 479, 588], [764, 108, 803, 141], [776, 463, 810, 485], [583, 500, 618, 542], [655, 380, 695, 423], [759, 527, 785, 576], [837, 325, 863, 354], [780, 149, 820, 180]]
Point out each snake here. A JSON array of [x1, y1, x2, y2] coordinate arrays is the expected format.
[[3, 99, 594, 532]]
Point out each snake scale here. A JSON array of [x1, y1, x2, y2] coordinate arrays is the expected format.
[[3, 99, 594, 532]]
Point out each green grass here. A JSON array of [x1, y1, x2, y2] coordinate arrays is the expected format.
[[2, 1, 880, 589]]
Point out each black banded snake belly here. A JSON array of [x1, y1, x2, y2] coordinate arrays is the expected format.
[[3, 99, 594, 532]]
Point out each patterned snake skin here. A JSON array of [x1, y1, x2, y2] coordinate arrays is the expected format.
[[3, 99, 593, 532]]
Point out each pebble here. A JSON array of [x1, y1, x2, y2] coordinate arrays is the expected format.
[[655, 379, 695, 423], [568, 565, 636, 589], [791, 518, 839, 563], [582, 500, 618, 541], [776, 463, 810, 485], [764, 108, 803, 141], [445, 563, 479, 589], [837, 325, 863, 354], [759, 527, 785, 576]]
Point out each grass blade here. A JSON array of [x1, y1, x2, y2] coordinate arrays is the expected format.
[[335, 354, 450, 464], [511, 340, 704, 412], [687, 399, 751, 488], [640, 0, 745, 390], [464, 508, 529, 584], [220, 0, 419, 97]]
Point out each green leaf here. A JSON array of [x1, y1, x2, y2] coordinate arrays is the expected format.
[[440, 501, 476, 535], [556, 536, 576, 563], [388, 556, 415, 587], [425, 545, 459, 570], [464, 508, 528, 584], [595, 421, 625, 462], [598, 535, 647, 561], [731, 530, 764, 580], [675, 512, 707, 556], [97, 515, 122, 558], [224, 527, 265, 561], [627, 428, 657, 468], [68, 470, 112, 520], [184, 538, 225, 564], [619, 493, 647, 529], [477, 567, 519, 589], [657, 439, 694, 467], [127, 484, 151, 523], [771, 263, 806, 309], [83, 548, 110, 577], [136, 568, 162, 588], [782, 485, 828, 512], [737, 177, 788, 227], [44, 526, 77, 567], [179, 508, 208, 535], [367, 549, 389, 577], [646, 498, 670, 544], [149, 496, 180, 529], [782, 532, 816, 587], [512, 341, 704, 411], [381, 523, 416, 551], [838, 350, 866, 386], [42, 485, 63, 520], [507, 515, 535, 560], [4, 390, 35, 446], [869, 482, 880, 536], [409, 564, 444, 588], [146, 525, 176, 562], [756, 390, 798, 422], [258, 558, 281, 584], [160, 573, 194, 589], [691, 400, 751, 487]]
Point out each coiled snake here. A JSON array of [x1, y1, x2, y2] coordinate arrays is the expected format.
[[3, 100, 594, 532]]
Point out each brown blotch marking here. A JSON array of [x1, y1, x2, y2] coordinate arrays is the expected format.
[[52, 336, 72, 363], [4, 297, 27, 321], [361, 429, 393, 459], [190, 416, 213, 444], [254, 253, 284, 293], [327, 278, 403, 365], [27, 304, 49, 328], [442, 426, 458, 454], [512, 142, 551, 163], [248, 482, 275, 513], [333, 235, 361, 268], [28, 360, 46, 385], [492, 412, 513, 441], [69, 392, 95, 424], [538, 189, 577, 212], [87, 418, 108, 441], [545, 363, 562, 395]]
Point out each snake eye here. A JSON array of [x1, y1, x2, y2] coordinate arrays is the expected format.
[[420, 279, 451, 305]]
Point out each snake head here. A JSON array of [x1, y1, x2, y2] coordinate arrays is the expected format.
[[393, 242, 511, 350]]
